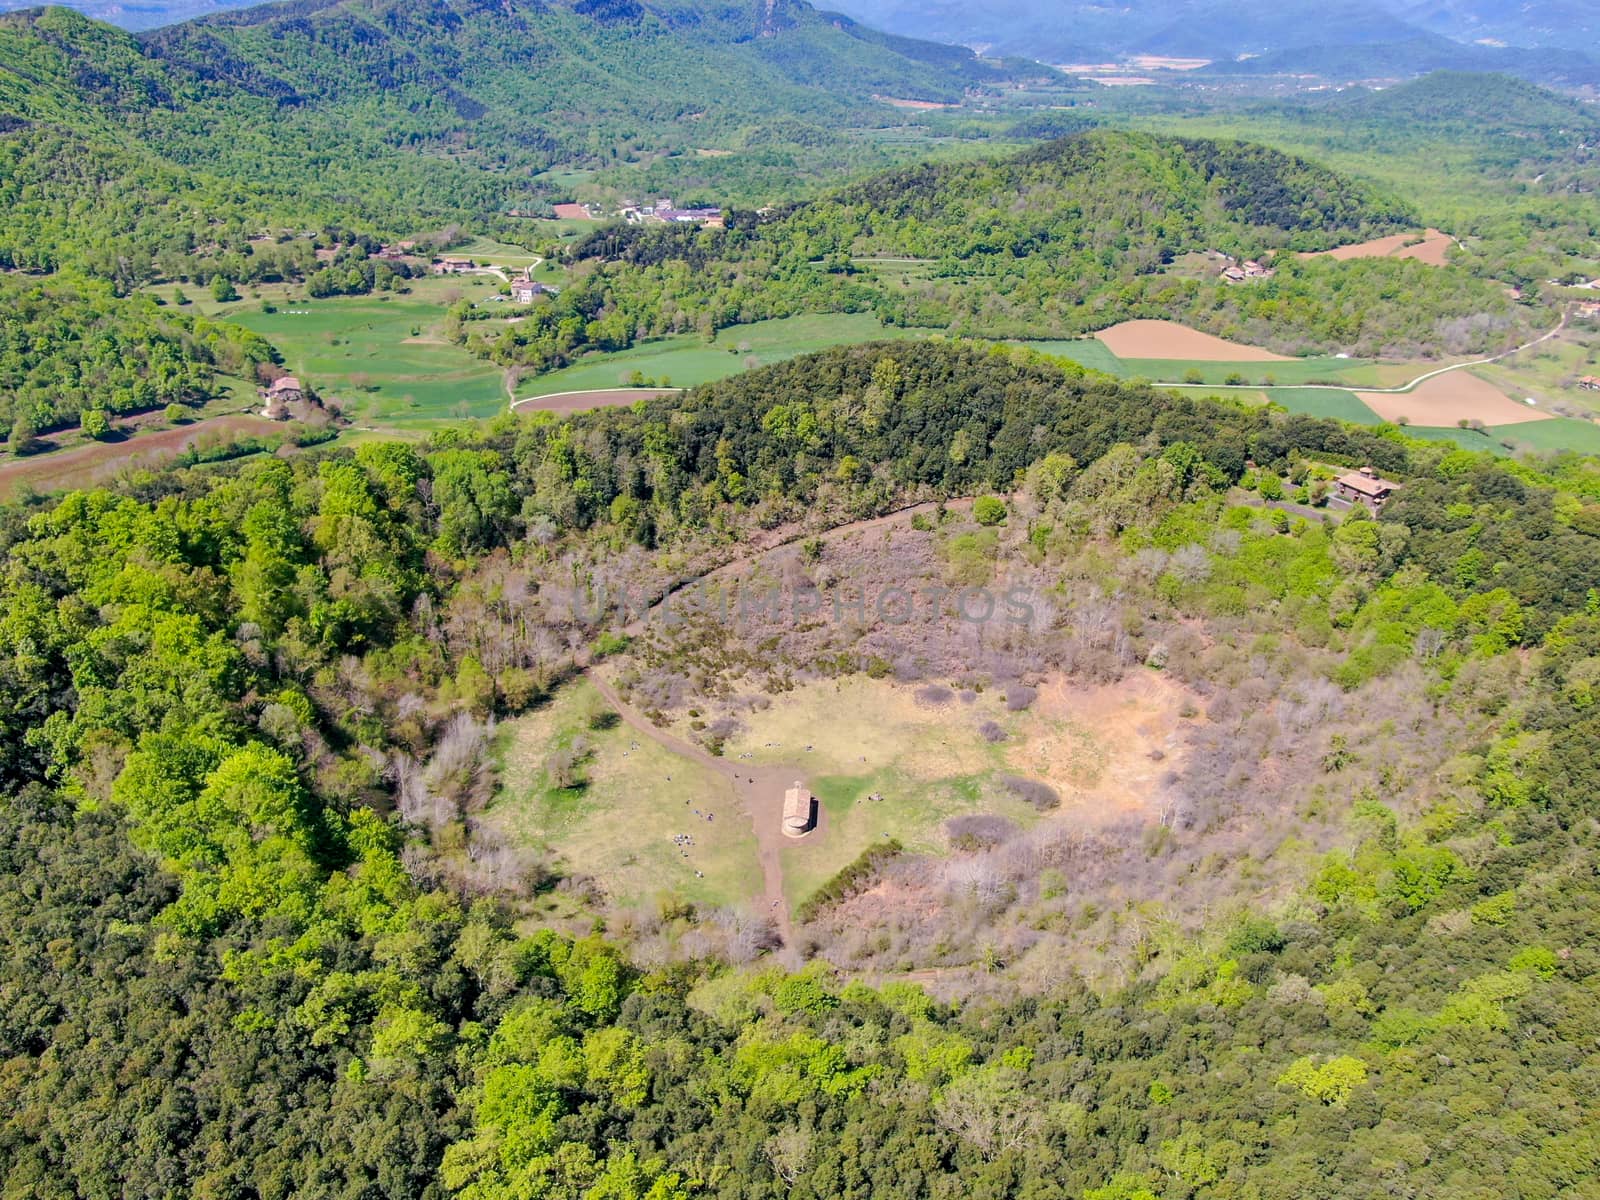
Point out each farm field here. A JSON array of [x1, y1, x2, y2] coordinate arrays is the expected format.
[[1358, 372, 1552, 427], [0, 412, 284, 500], [449, 235, 546, 270], [224, 277, 511, 426], [1261, 387, 1384, 424], [1093, 319, 1290, 361], [1023, 336, 1388, 387], [512, 388, 680, 416], [486, 678, 763, 913], [516, 313, 939, 398], [1482, 417, 1600, 454], [1472, 321, 1600, 419], [1304, 228, 1455, 265]]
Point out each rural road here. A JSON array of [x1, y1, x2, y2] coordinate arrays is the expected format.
[[1166, 311, 1570, 397]]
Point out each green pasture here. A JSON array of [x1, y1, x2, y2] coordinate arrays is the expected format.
[[226, 280, 509, 425], [451, 235, 545, 268], [1484, 417, 1600, 455], [519, 313, 937, 398], [1021, 338, 1125, 375], [1261, 387, 1385, 424]]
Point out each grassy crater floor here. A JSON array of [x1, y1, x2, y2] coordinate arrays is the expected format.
[[486, 678, 762, 913]]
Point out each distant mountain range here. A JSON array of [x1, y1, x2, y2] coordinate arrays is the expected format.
[[6, 0, 1596, 92], [0, 0, 1043, 279], [825, 0, 1600, 87]]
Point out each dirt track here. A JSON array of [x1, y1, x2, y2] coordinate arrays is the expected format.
[[579, 497, 972, 962], [511, 387, 682, 416], [584, 669, 807, 966]]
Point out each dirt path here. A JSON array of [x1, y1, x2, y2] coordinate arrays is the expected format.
[[621, 496, 973, 638], [585, 669, 805, 966], [578, 496, 974, 964]]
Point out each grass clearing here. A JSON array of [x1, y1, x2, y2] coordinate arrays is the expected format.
[[518, 313, 937, 398], [1022, 338, 1126, 375], [712, 675, 1188, 909], [1263, 387, 1384, 424], [487, 678, 763, 912], [224, 277, 510, 426], [451, 235, 543, 267], [1484, 417, 1600, 455], [1401, 426, 1514, 455]]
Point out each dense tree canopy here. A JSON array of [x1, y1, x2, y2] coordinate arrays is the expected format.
[[1, 342, 1598, 1197]]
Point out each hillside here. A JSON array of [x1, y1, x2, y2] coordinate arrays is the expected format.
[[457, 128, 1540, 370], [0, 0, 1040, 281], [829, 0, 1600, 87], [1333, 71, 1600, 143], [1199, 36, 1600, 87]]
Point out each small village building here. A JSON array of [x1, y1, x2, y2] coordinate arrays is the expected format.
[[511, 279, 558, 303], [1333, 466, 1401, 512], [782, 781, 815, 838], [260, 376, 304, 420], [431, 255, 475, 275], [1580, 375, 1600, 392]]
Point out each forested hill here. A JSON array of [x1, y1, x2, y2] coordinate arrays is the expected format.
[[1330, 72, 1600, 150], [0, 0, 1036, 280], [4, 340, 1600, 1196], [470, 128, 1534, 368]]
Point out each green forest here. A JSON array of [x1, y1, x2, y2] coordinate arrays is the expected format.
[[458, 131, 1543, 373], [3, 0, 1600, 1192], [3, 341, 1600, 1197], [0, 0, 1043, 284], [0, 274, 273, 439]]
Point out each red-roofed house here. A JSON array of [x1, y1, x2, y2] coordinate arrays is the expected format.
[[260, 376, 304, 419], [1334, 466, 1401, 513]]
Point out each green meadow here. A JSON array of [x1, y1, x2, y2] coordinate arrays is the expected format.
[[225, 278, 510, 425], [518, 313, 939, 398]]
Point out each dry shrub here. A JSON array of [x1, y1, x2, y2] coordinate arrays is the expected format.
[[998, 773, 1058, 811], [977, 719, 1007, 744], [946, 814, 1018, 850], [1004, 684, 1037, 712], [915, 684, 954, 706]]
